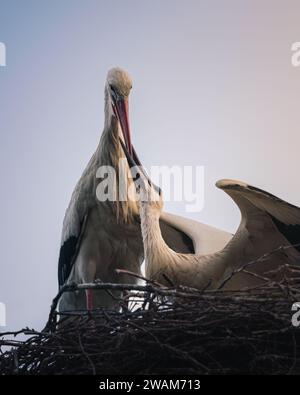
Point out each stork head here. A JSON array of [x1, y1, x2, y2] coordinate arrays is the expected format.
[[138, 172, 164, 216], [105, 67, 161, 220], [106, 67, 133, 156]]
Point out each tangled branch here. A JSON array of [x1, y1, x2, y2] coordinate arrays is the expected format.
[[1, 263, 300, 375]]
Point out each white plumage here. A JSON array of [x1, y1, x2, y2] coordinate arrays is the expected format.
[[58, 68, 143, 311], [140, 178, 300, 290], [57, 68, 232, 311]]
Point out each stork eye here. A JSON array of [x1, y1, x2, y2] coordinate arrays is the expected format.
[[109, 85, 118, 100]]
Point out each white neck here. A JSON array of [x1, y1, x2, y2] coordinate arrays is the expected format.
[[140, 202, 233, 289], [140, 202, 174, 279], [95, 85, 139, 222]]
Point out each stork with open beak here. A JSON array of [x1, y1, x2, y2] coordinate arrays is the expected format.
[[139, 177, 300, 290], [58, 68, 231, 312]]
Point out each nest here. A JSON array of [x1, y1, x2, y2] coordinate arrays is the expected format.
[[1, 264, 300, 375]]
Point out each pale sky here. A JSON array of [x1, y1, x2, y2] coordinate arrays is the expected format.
[[1, 0, 300, 333]]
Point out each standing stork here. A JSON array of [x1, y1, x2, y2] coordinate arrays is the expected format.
[[139, 177, 300, 290], [58, 68, 231, 312], [58, 68, 142, 311]]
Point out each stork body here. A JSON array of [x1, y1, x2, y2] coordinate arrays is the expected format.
[[58, 68, 236, 311], [140, 179, 300, 290], [58, 68, 143, 311], [58, 68, 227, 311]]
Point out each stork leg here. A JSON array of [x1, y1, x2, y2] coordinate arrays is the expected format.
[[122, 290, 130, 311], [85, 289, 93, 311]]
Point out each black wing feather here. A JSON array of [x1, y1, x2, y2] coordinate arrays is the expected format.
[[160, 219, 195, 253], [57, 214, 88, 288], [271, 215, 300, 253], [58, 236, 78, 287]]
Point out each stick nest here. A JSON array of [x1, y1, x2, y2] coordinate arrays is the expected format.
[[1, 265, 300, 375]]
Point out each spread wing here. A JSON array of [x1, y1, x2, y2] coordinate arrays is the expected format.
[[159, 217, 195, 253], [216, 179, 300, 288], [160, 212, 232, 255]]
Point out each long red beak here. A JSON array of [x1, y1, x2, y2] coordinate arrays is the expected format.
[[115, 98, 133, 156]]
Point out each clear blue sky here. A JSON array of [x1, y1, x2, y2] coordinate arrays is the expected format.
[[1, 0, 300, 333]]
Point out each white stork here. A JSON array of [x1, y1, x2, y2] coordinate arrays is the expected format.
[[139, 178, 300, 290], [58, 68, 232, 311], [58, 68, 142, 311]]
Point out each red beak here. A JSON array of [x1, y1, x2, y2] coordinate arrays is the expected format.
[[114, 98, 133, 156]]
